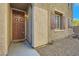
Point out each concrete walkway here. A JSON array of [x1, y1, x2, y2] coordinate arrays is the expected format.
[[7, 41, 39, 56], [36, 37, 79, 56]]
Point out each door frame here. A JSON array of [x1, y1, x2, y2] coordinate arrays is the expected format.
[[11, 8, 27, 42]]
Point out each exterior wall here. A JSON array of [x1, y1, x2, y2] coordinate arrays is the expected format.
[[49, 3, 73, 41], [0, 3, 73, 55], [33, 3, 73, 47], [0, 4, 6, 55], [27, 6, 32, 45], [7, 4, 12, 50], [33, 4, 49, 47], [0, 3, 11, 55]]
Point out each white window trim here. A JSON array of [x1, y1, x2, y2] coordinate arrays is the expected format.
[[54, 29, 65, 31]]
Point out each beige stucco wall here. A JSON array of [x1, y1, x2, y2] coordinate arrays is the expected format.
[[33, 4, 48, 47], [0, 4, 6, 55], [0, 3, 11, 55], [7, 4, 12, 51], [0, 3, 73, 55], [50, 4, 73, 41], [50, 29, 73, 41], [33, 3, 73, 47]]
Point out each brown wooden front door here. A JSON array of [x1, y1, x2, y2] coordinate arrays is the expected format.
[[12, 9, 25, 41]]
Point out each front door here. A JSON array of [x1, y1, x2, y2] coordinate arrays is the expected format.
[[12, 9, 25, 41]]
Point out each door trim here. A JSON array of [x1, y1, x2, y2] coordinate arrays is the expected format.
[[12, 8, 26, 13], [11, 8, 26, 42]]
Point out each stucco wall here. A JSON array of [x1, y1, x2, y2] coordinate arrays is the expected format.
[[33, 5, 48, 47], [33, 3, 73, 47], [0, 4, 73, 55], [0, 3, 11, 55], [0, 4, 6, 55], [51, 29, 73, 41], [47, 4, 73, 42], [50, 4, 73, 41], [7, 4, 12, 49], [27, 6, 32, 45]]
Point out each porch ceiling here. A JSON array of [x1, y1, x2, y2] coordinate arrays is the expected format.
[[10, 3, 31, 11]]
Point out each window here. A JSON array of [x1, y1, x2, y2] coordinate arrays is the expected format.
[[68, 3, 72, 9], [68, 3, 70, 8], [55, 11, 62, 30], [55, 14, 61, 29], [51, 11, 65, 30]]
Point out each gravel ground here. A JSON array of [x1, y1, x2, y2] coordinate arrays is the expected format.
[[36, 37, 79, 56]]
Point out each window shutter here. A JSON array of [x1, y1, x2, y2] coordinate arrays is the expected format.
[[62, 15, 66, 29], [51, 15, 56, 30]]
